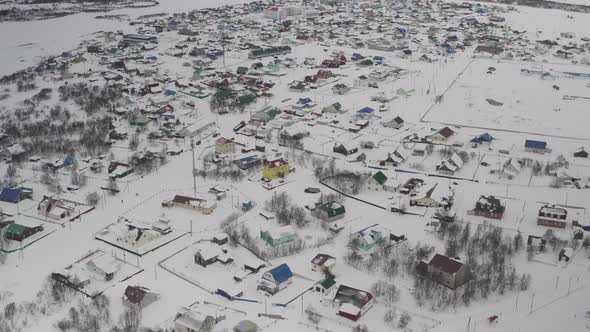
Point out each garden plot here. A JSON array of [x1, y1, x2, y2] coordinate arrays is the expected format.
[[121, 185, 247, 234], [94, 217, 188, 256], [425, 59, 590, 139], [53, 249, 143, 298], [21, 195, 95, 225], [0, 216, 59, 253], [160, 237, 268, 298]]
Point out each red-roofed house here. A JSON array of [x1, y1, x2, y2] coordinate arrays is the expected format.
[[215, 137, 236, 154], [262, 158, 290, 180], [417, 253, 469, 289]]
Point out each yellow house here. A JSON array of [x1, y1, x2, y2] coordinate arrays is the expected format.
[[262, 159, 290, 180]]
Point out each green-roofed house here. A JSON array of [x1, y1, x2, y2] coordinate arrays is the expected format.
[[313, 276, 337, 294], [6, 223, 44, 242], [236, 66, 249, 75], [367, 171, 388, 192], [316, 201, 346, 221], [213, 90, 235, 101]]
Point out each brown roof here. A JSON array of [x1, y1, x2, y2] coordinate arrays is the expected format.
[[124, 286, 147, 305], [311, 253, 335, 266], [428, 254, 463, 274], [437, 127, 455, 138], [173, 195, 195, 204], [264, 158, 288, 169]]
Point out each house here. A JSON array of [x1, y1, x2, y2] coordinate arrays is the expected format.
[[234, 155, 261, 170], [174, 307, 217, 332], [166, 195, 217, 214], [382, 116, 404, 129], [410, 183, 453, 209], [262, 158, 290, 180], [470, 195, 505, 219], [260, 225, 296, 247], [1, 143, 26, 161], [0, 187, 33, 203], [322, 102, 345, 114], [428, 127, 455, 142], [356, 107, 375, 119], [151, 217, 172, 235], [470, 133, 494, 144], [527, 235, 546, 252], [412, 143, 430, 157], [332, 84, 351, 95], [5, 223, 44, 242], [194, 243, 225, 267], [123, 285, 159, 308], [108, 161, 134, 178], [332, 285, 375, 321], [574, 147, 588, 158], [417, 254, 469, 289], [351, 225, 385, 251], [123, 34, 157, 43], [436, 152, 464, 175], [537, 205, 568, 228], [313, 276, 336, 294], [311, 253, 336, 272], [525, 139, 549, 154], [316, 201, 346, 221], [236, 66, 248, 75], [333, 142, 358, 156], [367, 171, 388, 191], [259, 263, 294, 294], [212, 233, 229, 245], [37, 197, 76, 220], [500, 158, 522, 179], [233, 320, 258, 332], [379, 152, 400, 167], [86, 253, 120, 281], [215, 137, 236, 154]]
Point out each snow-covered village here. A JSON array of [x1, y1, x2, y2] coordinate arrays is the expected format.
[[1, 0, 590, 331]]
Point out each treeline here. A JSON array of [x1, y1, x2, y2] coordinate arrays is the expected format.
[[58, 82, 122, 116], [413, 222, 531, 310]]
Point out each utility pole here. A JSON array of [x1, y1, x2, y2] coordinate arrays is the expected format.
[[530, 293, 535, 314], [301, 293, 304, 317], [191, 138, 196, 196]]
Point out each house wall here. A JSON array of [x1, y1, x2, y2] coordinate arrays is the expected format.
[[411, 197, 443, 207], [262, 164, 289, 180], [215, 142, 235, 154], [366, 178, 382, 191], [195, 254, 218, 267], [473, 210, 503, 220], [537, 217, 566, 228]]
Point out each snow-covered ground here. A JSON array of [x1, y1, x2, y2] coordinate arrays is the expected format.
[[1, 0, 590, 331]]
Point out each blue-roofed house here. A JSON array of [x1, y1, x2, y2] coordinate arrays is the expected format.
[[525, 139, 549, 154], [123, 34, 157, 43], [372, 56, 384, 64], [259, 263, 294, 294], [351, 53, 364, 61], [470, 133, 494, 144], [0, 187, 33, 203], [233, 155, 261, 170], [356, 107, 375, 119], [292, 97, 316, 111]]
